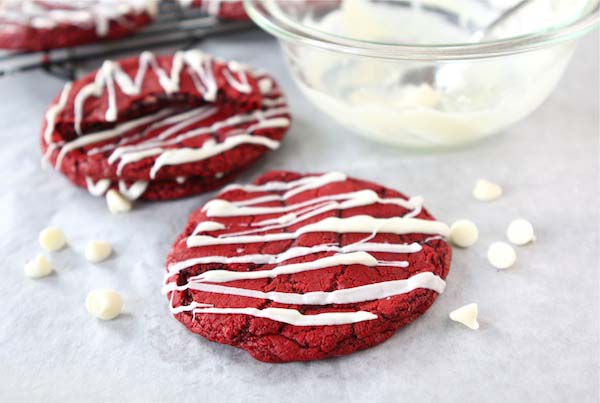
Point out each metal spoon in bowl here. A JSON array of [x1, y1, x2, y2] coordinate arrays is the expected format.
[[401, 0, 534, 86]]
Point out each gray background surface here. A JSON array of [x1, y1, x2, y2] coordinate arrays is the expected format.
[[0, 30, 598, 403]]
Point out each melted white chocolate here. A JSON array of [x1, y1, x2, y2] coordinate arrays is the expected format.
[[164, 271, 446, 305], [149, 134, 282, 179], [85, 177, 111, 196], [222, 171, 347, 194], [189, 307, 377, 326], [43, 82, 72, 143], [166, 241, 422, 277], [190, 252, 378, 283], [118, 181, 149, 201], [187, 216, 450, 247]]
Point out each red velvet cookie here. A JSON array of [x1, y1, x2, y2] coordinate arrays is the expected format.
[[41, 50, 291, 202], [163, 171, 452, 363], [0, 0, 155, 51], [177, 0, 248, 20]]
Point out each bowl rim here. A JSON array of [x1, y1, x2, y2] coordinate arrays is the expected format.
[[243, 0, 600, 60]]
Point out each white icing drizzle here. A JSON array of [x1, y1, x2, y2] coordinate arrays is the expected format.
[[186, 307, 377, 326], [106, 106, 218, 164], [223, 61, 252, 93], [223, 171, 347, 194], [201, 193, 423, 239], [42, 142, 60, 163], [187, 216, 450, 247], [188, 252, 396, 283], [184, 50, 225, 101], [164, 272, 446, 305], [205, 190, 419, 217], [70, 50, 253, 135], [111, 111, 289, 176], [149, 134, 282, 179], [85, 106, 216, 157], [169, 300, 212, 315], [85, 177, 111, 197], [147, 106, 218, 133], [118, 180, 149, 200], [43, 82, 72, 143], [0, 0, 154, 37], [43, 51, 289, 203], [73, 51, 190, 133], [166, 241, 422, 277], [55, 108, 174, 169], [172, 253, 410, 291], [116, 148, 162, 175], [192, 221, 226, 235], [106, 106, 287, 162], [165, 172, 449, 327]]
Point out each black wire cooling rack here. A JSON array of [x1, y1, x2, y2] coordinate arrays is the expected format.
[[0, 0, 256, 79]]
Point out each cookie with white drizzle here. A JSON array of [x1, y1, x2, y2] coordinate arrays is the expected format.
[[41, 50, 291, 201], [0, 0, 156, 51], [163, 171, 452, 363], [177, 0, 249, 20]]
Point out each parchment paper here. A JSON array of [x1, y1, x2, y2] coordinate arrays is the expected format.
[[0, 30, 598, 403]]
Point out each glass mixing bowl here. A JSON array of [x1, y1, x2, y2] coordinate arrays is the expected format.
[[244, 0, 599, 149]]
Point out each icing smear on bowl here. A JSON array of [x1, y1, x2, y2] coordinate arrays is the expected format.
[[281, 0, 588, 147]]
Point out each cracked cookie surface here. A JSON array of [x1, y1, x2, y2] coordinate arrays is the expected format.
[[164, 171, 452, 362]]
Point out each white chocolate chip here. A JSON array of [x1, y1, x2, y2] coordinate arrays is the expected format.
[[449, 219, 479, 248], [449, 303, 479, 330], [85, 289, 123, 320], [39, 227, 66, 251], [24, 254, 54, 278], [85, 241, 112, 263], [487, 241, 517, 269], [472, 179, 503, 201], [106, 190, 132, 214], [507, 219, 536, 246]]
